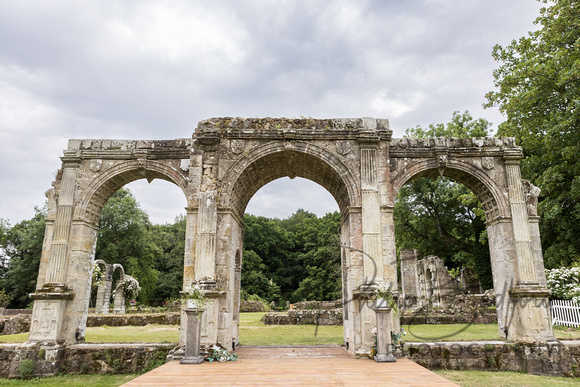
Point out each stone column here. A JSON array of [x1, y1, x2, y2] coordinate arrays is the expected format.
[[374, 307, 396, 363], [183, 207, 198, 285], [360, 147, 383, 282], [505, 157, 537, 285], [29, 156, 79, 342], [195, 191, 217, 281], [503, 154, 554, 342], [342, 207, 366, 356], [180, 308, 205, 364], [400, 249, 420, 307]]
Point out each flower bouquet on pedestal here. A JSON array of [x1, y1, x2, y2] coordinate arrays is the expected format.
[[372, 281, 398, 313], [182, 281, 207, 309]]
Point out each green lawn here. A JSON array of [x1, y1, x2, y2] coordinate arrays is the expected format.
[[436, 370, 580, 386], [1, 313, 580, 345], [0, 374, 136, 387]]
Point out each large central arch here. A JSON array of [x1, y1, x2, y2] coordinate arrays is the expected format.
[[29, 118, 554, 359]]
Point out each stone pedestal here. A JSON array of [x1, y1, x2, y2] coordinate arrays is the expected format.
[[180, 308, 204, 365], [374, 307, 396, 363]]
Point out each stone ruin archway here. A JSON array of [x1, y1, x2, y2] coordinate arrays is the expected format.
[[29, 118, 554, 355], [389, 137, 552, 341]]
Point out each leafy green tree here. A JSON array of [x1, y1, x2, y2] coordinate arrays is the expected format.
[[242, 214, 297, 301], [149, 215, 186, 303], [485, 0, 580, 267], [241, 210, 342, 304], [291, 212, 342, 302], [0, 208, 46, 308], [241, 249, 282, 303], [395, 111, 494, 290], [96, 188, 160, 303]]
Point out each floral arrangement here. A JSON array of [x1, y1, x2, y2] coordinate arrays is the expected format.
[[372, 281, 398, 313], [207, 345, 238, 362], [182, 281, 207, 308], [546, 267, 580, 302], [92, 264, 104, 287], [390, 328, 406, 348], [122, 275, 141, 301]]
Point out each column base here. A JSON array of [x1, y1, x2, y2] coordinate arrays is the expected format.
[[507, 284, 554, 342], [180, 356, 204, 364], [374, 353, 396, 363]]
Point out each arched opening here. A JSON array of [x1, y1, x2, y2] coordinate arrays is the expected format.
[[217, 145, 357, 349], [72, 163, 188, 341], [239, 177, 342, 345], [392, 160, 511, 337]]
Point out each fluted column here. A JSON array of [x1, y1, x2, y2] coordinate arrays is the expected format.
[[504, 157, 537, 285]]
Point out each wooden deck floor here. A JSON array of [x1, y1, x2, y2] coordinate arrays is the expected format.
[[123, 346, 458, 386]]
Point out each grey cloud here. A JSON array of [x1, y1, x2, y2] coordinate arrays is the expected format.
[[0, 0, 543, 224]]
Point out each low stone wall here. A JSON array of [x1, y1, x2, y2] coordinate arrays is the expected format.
[[0, 313, 183, 335], [86, 313, 181, 327], [240, 301, 265, 312], [401, 293, 497, 325], [1, 340, 579, 378], [292, 300, 342, 310], [400, 308, 496, 325], [262, 309, 343, 325], [0, 309, 31, 316], [0, 343, 174, 378], [405, 340, 580, 377]]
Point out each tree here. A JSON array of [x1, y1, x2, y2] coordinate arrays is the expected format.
[[149, 215, 186, 304], [291, 211, 342, 302], [485, 0, 580, 267], [395, 111, 494, 290], [96, 188, 159, 303], [242, 214, 297, 301], [241, 210, 342, 304], [0, 208, 46, 308]]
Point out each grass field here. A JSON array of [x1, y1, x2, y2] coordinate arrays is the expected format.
[[1, 313, 579, 344], [436, 370, 580, 386]]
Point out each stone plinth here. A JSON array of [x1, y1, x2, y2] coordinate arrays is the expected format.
[[180, 308, 204, 365], [374, 307, 396, 363]]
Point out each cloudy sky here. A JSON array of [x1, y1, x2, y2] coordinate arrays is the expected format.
[[0, 0, 543, 225]]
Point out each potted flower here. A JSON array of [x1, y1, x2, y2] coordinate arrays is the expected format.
[[372, 282, 398, 313], [182, 281, 207, 309]]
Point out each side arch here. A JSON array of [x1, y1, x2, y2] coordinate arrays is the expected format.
[[390, 158, 510, 222], [75, 159, 189, 225], [220, 141, 360, 217]]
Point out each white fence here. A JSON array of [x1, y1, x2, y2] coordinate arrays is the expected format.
[[551, 299, 580, 327]]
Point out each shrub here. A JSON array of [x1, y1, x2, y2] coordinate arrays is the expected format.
[[19, 359, 35, 379], [545, 267, 580, 301]]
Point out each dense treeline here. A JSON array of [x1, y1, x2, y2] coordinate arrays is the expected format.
[[0, 191, 342, 308], [242, 210, 342, 304]]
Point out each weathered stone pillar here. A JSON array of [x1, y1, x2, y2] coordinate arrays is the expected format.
[[195, 191, 218, 281], [112, 283, 125, 314], [29, 155, 79, 342], [342, 207, 367, 356], [400, 249, 420, 306], [487, 218, 517, 338], [360, 146, 383, 282], [183, 207, 198, 285], [522, 180, 547, 287], [180, 308, 205, 364], [95, 262, 113, 314], [503, 154, 553, 342], [374, 306, 396, 363], [215, 209, 243, 349]]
